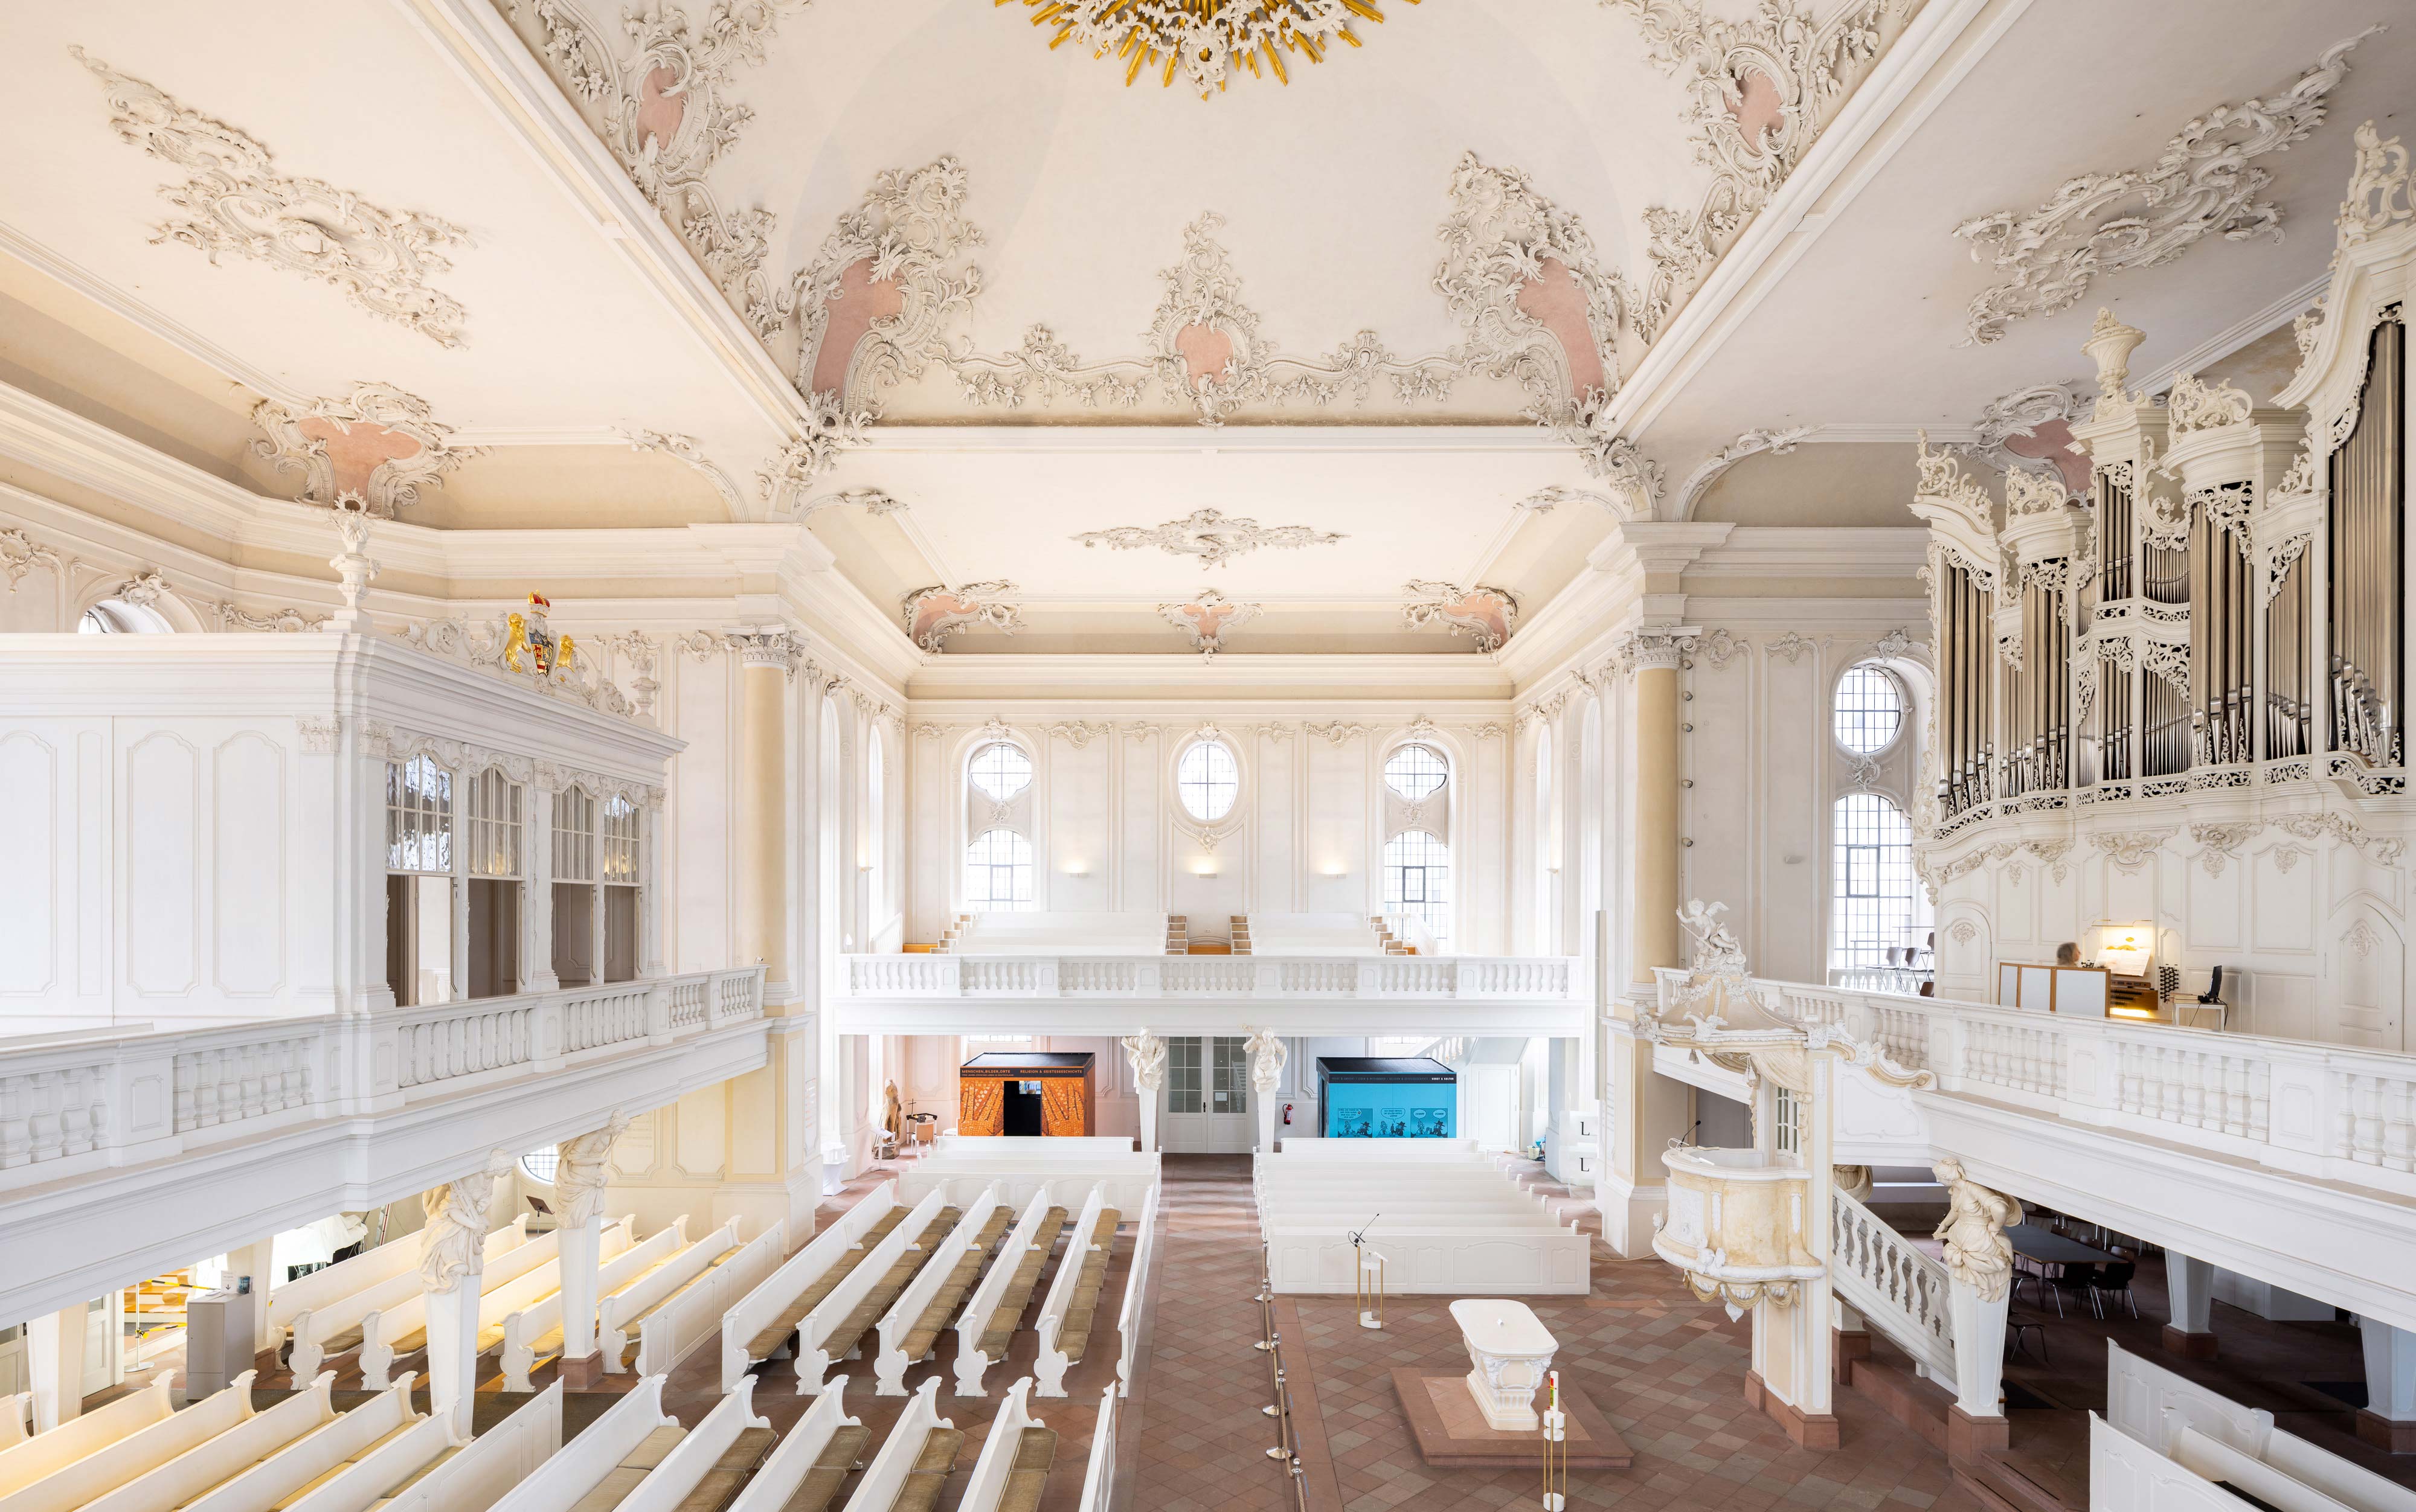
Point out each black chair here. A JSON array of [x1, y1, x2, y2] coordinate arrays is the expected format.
[[2005, 1314, 2049, 1363], [2091, 1258, 2139, 1319], [2042, 1265, 2099, 1319]]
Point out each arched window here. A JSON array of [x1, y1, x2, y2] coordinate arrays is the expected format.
[[1830, 793, 1915, 971], [964, 828, 1034, 912], [519, 1148, 559, 1184], [1383, 743, 1449, 800], [1177, 739, 1238, 821], [1834, 664, 1905, 754], [969, 741, 1032, 801], [1384, 830, 1451, 947], [79, 599, 172, 634]]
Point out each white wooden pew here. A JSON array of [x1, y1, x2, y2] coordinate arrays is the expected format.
[[931, 1136, 1136, 1159], [1033, 1185, 1109, 1398], [633, 1220, 783, 1380], [266, 1230, 420, 1355], [487, 1377, 681, 1512], [0, 1395, 25, 1450], [722, 1184, 904, 1392], [180, 1375, 421, 1512], [346, 1382, 561, 1512], [958, 1380, 1056, 1512], [503, 1216, 672, 1391], [1078, 1383, 1116, 1512], [952, 1185, 1067, 1397], [838, 1379, 958, 1512], [874, 1183, 1004, 1395], [724, 1382, 863, 1512], [794, 1191, 948, 1397], [0, 1375, 176, 1502], [600, 1218, 742, 1374], [0, 1374, 231, 1512], [617, 1377, 774, 1512], [1116, 1185, 1158, 1395], [361, 1221, 565, 1389], [900, 1154, 1157, 1216], [83, 1373, 338, 1512], [289, 1217, 530, 1380]]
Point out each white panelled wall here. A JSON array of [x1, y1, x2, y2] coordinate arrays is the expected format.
[[902, 713, 1515, 952]]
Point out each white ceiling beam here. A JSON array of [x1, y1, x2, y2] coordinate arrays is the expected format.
[[393, 0, 809, 453]]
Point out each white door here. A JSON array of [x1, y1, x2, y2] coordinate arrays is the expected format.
[[1160, 1036, 1254, 1153]]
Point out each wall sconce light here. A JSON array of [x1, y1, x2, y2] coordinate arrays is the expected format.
[[1064, 863, 1091, 877], [1320, 863, 1348, 878], [1194, 863, 1219, 878]]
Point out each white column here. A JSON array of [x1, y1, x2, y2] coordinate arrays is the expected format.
[[640, 801, 666, 978], [27, 1301, 88, 1432], [1932, 1157, 2016, 1452], [2163, 1252, 2217, 1358], [1123, 1031, 1167, 1153], [419, 1152, 513, 1435], [553, 1115, 629, 1388], [527, 781, 557, 992], [2359, 1317, 2416, 1452]]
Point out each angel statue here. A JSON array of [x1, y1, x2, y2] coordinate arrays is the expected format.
[[1931, 1156, 2020, 1302], [419, 1148, 515, 1294], [1676, 899, 1750, 978], [1122, 1030, 1169, 1094]]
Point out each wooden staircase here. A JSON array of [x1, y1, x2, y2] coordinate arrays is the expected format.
[[1371, 916, 1413, 955], [1163, 915, 1187, 955], [932, 914, 973, 954], [1229, 916, 1251, 955]]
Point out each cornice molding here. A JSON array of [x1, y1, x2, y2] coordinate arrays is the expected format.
[[394, 0, 809, 444], [1607, 0, 2013, 441]]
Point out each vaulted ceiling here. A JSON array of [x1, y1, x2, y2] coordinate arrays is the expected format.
[[0, 0, 2407, 659]]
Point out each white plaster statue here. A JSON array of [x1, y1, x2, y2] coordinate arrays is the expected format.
[[1242, 1026, 1287, 1094], [1676, 898, 1749, 978], [1932, 1156, 2020, 1302], [419, 1148, 513, 1293], [1122, 1029, 1168, 1093], [1833, 1164, 1874, 1203], [553, 1111, 631, 1228]]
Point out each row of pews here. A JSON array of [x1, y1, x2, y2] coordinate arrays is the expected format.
[[272, 1208, 783, 1398], [483, 1373, 1104, 1512], [0, 1172, 1152, 1512], [0, 1370, 490, 1512], [719, 1179, 1142, 1404]]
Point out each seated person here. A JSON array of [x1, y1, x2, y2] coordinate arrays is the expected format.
[[2054, 941, 2081, 967]]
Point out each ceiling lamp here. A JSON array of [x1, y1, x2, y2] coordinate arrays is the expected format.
[[1000, 0, 1414, 98]]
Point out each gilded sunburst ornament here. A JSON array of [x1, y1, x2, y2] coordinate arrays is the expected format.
[[1000, 0, 1415, 98]]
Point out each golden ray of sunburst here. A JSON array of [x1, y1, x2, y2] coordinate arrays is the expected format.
[[998, 1, 1417, 95]]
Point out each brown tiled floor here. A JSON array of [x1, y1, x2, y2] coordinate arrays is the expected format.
[[1132, 1156, 1985, 1512]]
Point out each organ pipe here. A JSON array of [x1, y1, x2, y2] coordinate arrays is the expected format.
[[2328, 318, 2405, 768]]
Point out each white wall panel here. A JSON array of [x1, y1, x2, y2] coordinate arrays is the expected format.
[[213, 732, 287, 999], [124, 729, 199, 999], [0, 732, 59, 995]]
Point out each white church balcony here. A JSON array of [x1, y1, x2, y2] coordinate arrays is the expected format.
[[1660, 969, 2416, 1334], [832, 951, 1586, 1037], [0, 964, 768, 1326]]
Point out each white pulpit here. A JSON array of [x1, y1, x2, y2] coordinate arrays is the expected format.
[[1448, 1299, 1558, 1432]]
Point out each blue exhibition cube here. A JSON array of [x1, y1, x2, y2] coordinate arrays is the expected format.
[[1316, 1056, 1457, 1139]]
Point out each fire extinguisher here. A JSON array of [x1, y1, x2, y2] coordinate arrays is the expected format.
[[1283, 1102, 1294, 1126]]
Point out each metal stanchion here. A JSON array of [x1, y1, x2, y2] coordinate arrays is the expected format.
[[1540, 1369, 1567, 1511], [1354, 1243, 1386, 1331]]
